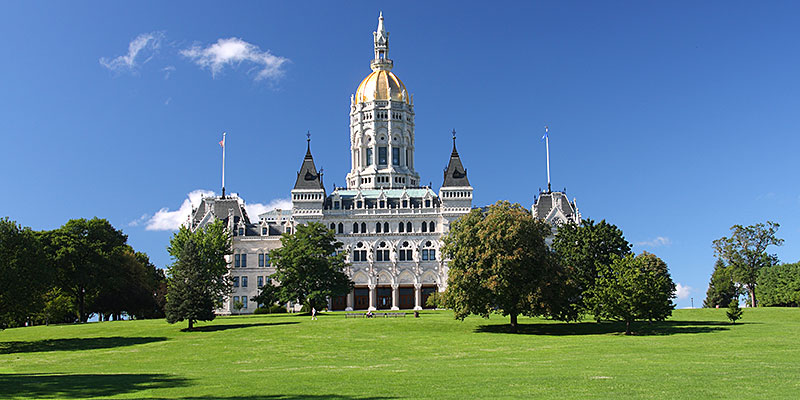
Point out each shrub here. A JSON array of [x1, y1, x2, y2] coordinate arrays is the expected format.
[[253, 304, 287, 314]]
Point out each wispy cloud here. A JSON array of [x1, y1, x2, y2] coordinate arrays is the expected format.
[[180, 37, 289, 81], [675, 283, 692, 301], [132, 191, 292, 231], [100, 31, 165, 72], [245, 198, 292, 219], [162, 65, 176, 79], [635, 236, 672, 247]]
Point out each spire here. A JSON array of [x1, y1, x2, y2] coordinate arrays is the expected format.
[[442, 129, 470, 187], [294, 133, 324, 190], [371, 12, 393, 71]]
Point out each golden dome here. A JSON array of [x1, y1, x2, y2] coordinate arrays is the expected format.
[[355, 70, 410, 104]]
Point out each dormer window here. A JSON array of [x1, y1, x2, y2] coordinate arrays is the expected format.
[[378, 147, 387, 165]]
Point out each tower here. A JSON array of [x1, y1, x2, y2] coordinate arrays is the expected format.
[[439, 130, 473, 230], [346, 13, 420, 190], [291, 134, 325, 226]]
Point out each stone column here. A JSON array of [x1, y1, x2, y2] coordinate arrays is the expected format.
[[391, 284, 399, 310], [346, 290, 354, 311], [414, 283, 422, 310], [327, 297, 332, 311], [368, 284, 376, 311]]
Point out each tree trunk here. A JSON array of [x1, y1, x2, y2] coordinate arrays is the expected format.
[[188, 319, 194, 331], [625, 320, 631, 335], [749, 287, 757, 308], [510, 313, 518, 329], [77, 287, 86, 323]]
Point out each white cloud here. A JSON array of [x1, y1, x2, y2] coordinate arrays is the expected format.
[[100, 31, 164, 72], [245, 198, 292, 219], [675, 283, 692, 301], [180, 37, 289, 81], [135, 189, 215, 231], [162, 65, 176, 79], [635, 236, 672, 247], [132, 192, 292, 231]]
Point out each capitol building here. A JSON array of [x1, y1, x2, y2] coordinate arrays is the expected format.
[[191, 14, 473, 313]]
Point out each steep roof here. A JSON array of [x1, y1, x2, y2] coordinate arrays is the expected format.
[[293, 141, 324, 190], [442, 137, 470, 187], [533, 191, 577, 222]]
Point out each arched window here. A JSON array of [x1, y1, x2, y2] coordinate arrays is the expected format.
[[422, 241, 436, 261], [406, 222, 412, 232], [383, 222, 389, 233], [353, 222, 359, 233], [422, 222, 428, 233], [330, 223, 335, 231], [376, 241, 390, 262], [399, 222, 404, 233], [429, 222, 436, 232], [376, 222, 382, 233], [361, 222, 367, 233], [353, 242, 367, 262], [399, 241, 413, 261], [338, 223, 344, 234]]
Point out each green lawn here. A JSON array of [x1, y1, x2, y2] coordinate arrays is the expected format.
[[1, 308, 798, 399]]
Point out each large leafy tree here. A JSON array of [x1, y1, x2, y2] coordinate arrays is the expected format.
[[712, 221, 783, 307], [703, 259, 739, 308], [442, 201, 562, 328], [263, 222, 352, 311], [0, 217, 53, 329], [588, 252, 676, 335], [756, 262, 800, 307], [93, 248, 164, 320], [551, 219, 632, 319], [41, 218, 128, 323], [165, 219, 231, 330]]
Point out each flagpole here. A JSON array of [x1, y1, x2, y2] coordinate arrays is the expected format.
[[221, 132, 226, 198], [545, 126, 551, 192]]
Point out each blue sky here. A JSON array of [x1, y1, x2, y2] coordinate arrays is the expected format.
[[2, 1, 798, 308]]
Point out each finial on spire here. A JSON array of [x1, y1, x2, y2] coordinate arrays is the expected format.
[[371, 12, 392, 71], [305, 131, 313, 159], [451, 129, 459, 156]]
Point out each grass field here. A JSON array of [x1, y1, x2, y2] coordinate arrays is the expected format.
[[1, 308, 799, 399]]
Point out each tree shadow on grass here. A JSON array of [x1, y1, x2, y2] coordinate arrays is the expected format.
[[0, 373, 189, 399], [476, 320, 740, 336], [185, 321, 299, 332], [159, 396, 397, 400], [0, 336, 167, 355]]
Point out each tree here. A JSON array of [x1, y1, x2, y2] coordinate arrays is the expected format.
[[703, 259, 739, 308], [587, 252, 676, 335], [93, 249, 165, 320], [712, 221, 783, 307], [442, 201, 563, 328], [266, 222, 352, 312], [165, 220, 231, 330], [756, 262, 800, 307], [0, 218, 53, 329], [41, 218, 128, 322], [551, 219, 632, 320], [726, 299, 743, 324]]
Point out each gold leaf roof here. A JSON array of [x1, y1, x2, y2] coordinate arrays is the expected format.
[[355, 70, 410, 104]]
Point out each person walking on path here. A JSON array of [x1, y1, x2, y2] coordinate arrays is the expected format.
[[311, 307, 317, 320]]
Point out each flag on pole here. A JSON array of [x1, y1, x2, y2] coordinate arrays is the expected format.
[[219, 132, 226, 147], [542, 126, 549, 141]]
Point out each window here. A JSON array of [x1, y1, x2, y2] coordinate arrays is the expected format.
[[399, 222, 404, 233], [334, 201, 340, 210], [239, 228, 245, 236], [262, 227, 268, 235], [422, 250, 429, 261], [264, 254, 270, 266], [242, 276, 248, 287], [241, 254, 247, 268], [430, 249, 436, 260], [361, 222, 366, 233], [429, 222, 436, 232], [392, 147, 400, 165], [233, 277, 240, 287], [330, 223, 335, 231], [338, 223, 344, 233], [242, 296, 248, 308], [376, 243, 389, 262], [384, 222, 389, 233], [234, 254, 240, 267], [258, 276, 264, 288], [407, 222, 412, 232], [378, 146, 387, 165], [233, 296, 239, 304], [366, 148, 373, 165], [422, 223, 428, 233], [402, 200, 408, 208], [425, 200, 431, 208], [353, 222, 359, 233], [233, 229, 238, 237], [376, 222, 382, 233], [406, 149, 410, 166], [399, 242, 412, 261]]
